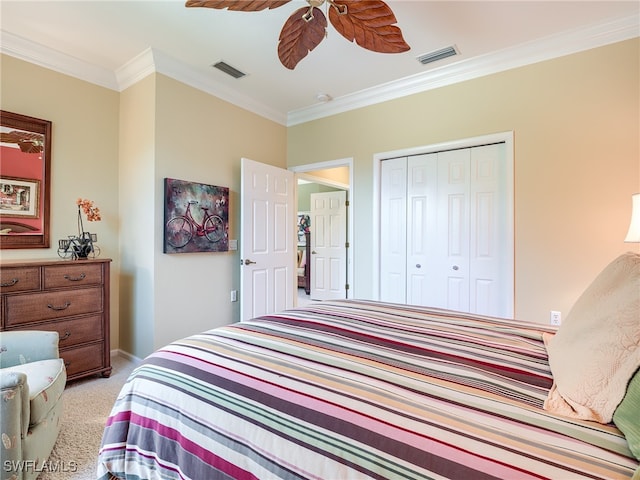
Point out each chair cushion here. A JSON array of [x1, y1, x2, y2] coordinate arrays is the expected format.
[[3, 358, 66, 426]]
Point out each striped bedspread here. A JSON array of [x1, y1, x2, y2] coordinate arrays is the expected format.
[[98, 300, 639, 479]]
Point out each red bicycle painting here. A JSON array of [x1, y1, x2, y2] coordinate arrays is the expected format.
[[163, 178, 229, 254], [166, 200, 224, 248]]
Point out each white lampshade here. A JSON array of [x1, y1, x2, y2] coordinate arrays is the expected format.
[[624, 193, 640, 242]]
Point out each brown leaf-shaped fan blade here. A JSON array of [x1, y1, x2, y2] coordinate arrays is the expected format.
[[0, 131, 43, 153], [328, 0, 410, 53], [185, 0, 291, 11], [278, 7, 327, 70]]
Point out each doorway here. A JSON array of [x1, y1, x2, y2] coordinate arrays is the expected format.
[[290, 158, 353, 305]]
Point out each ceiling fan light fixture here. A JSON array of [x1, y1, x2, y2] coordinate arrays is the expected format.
[[212, 61, 246, 79], [189, 0, 410, 70], [417, 45, 459, 65]]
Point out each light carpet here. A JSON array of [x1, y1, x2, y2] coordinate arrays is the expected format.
[[40, 355, 138, 480]]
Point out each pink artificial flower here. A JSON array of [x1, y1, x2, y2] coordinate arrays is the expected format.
[[76, 198, 101, 222]]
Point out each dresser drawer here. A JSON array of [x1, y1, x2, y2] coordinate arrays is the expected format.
[[5, 286, 103, 325], [44, 263, 103, 289], [0, 267, 41, 293], [61, 343, 104, 379], [1, 258, 111, 381], [28, 314, 103, 347]]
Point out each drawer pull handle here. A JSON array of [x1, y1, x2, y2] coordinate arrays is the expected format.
[[47, 302, 71, 311], [64, 361, 71, 368], [64, 273, 86, 282], [60, 331, 72, 340], [0, 278, 19, 287]]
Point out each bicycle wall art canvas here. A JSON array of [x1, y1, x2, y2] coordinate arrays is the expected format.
[[163, 178, 229, 254]]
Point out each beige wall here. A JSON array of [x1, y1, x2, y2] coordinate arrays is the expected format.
[[0, 54, 121, 348], [287, 39, 640, 323], [2, 38, 638, 357], [118, 74, 157, 357], [118, 73, 287, 357], [1, 57, 287, 359], [304, 166, 350, 185], [150, 74, 286, 354]]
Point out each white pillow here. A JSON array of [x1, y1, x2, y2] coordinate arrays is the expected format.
[[544, 252, 640, 423]]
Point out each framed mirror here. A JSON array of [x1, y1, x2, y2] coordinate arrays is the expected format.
[[0, 111, 51, 249]]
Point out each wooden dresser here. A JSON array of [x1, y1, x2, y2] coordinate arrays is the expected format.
[[0, 258, 112, 381]]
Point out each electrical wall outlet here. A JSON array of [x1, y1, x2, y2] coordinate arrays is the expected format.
[[230, 290, 238, 302], [550, 310, 562, 326]]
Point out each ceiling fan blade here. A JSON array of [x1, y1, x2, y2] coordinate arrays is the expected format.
[[185, 0, 291, 12], [328, 0, 410, 54], [0, 131, 43, 153], [278, 7, 327, 70]]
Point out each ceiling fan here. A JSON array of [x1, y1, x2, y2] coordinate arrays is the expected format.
[[0, 130, 44, 153], [185, 0, 410, 70]]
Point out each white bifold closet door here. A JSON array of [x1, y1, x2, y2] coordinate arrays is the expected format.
[[380, 143, 513, 318]]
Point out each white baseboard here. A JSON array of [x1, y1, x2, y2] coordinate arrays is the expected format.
[[110, 349, 143, 363]]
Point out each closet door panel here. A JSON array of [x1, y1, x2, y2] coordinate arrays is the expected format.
[[380, 158, 407, 303], [437, 149, 471, 312], [470, 143, 511, 317], [407, 154, 437, 306]]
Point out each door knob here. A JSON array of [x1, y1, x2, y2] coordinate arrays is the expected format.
[[416, 264, 421, 268], [243, 259, 256, 265], [452, 265, 459, 270], [311, 251, 317, 254]]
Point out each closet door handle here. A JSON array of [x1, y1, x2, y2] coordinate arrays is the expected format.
[[416, 264, 421, 268], [452, 265, 459, 271]]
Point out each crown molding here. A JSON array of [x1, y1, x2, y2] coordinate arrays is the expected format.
[[115, 48, 156, 90], [2, 11, 637, 127], [0, 31, 119, 90], [286, 12, 639, 126], [153, 49, 286, 125], [115, 48, 286, 124], [1, 32, 286, 124]]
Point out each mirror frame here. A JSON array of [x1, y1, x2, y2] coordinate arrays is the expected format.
[[0, 110, 51, 249]]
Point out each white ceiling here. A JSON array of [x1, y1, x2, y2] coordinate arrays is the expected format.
[[1, 1, 638, 126]]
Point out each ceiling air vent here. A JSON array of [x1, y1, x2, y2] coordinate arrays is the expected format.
[[212, 61, 246, 79], [416, 45, 459, 65]]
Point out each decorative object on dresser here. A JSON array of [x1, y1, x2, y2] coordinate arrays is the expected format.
[[0, 258, 111, 381], [58, 198, 102, 260]]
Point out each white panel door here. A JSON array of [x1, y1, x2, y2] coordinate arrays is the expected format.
[[240, 158, 295, 321], [406, 153, 438, 306], [469, 143, 512, 317], [379, 158, 407, 303], [310, 190, 347, 301], [435, 149, 471, 312]]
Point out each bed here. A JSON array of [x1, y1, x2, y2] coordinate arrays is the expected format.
[[98, 253, 640, 480]]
